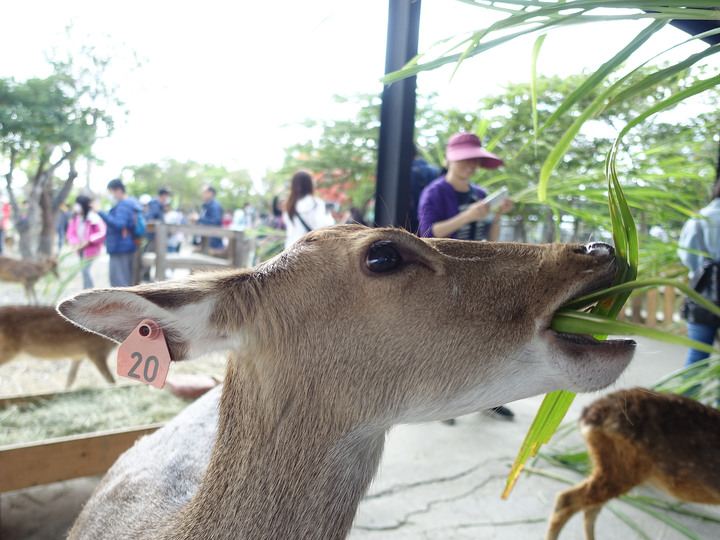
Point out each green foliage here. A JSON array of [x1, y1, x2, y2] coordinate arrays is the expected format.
[[378, 0, 720, 517], [382, 2, 720, 85], [0, 27, 132, 259], [280, 94, 382, 211]]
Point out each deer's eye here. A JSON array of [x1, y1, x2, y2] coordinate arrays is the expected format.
[[366, 241, 402, 273]]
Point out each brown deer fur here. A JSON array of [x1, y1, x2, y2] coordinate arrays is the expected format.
[[0, 255, 58, 303], [546, 388, 720, 540], [58, 225, 636, 540], [0, 305, 115, 388]]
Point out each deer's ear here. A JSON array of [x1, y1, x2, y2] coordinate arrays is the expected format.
[[57, 282, 236, 361]]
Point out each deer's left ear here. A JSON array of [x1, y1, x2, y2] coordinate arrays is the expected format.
[[57, 281, 237, 361]]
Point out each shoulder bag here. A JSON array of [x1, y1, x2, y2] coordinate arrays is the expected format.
[[681, 220, 720, 326]]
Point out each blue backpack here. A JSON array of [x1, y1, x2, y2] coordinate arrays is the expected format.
[[131, 211, 147, 245]]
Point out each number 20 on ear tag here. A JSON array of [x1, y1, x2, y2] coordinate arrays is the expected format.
[[117, 319, 172, 389]]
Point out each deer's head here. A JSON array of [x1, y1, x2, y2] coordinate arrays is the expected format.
[[58, 225, 634, 426]]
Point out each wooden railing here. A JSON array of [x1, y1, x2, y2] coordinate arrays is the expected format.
[[0, 423, 163, 492], [137, 222, 254, 283], [619, 286, 680, 328]]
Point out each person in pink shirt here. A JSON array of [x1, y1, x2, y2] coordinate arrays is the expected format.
[[67, 195, 107, 289]]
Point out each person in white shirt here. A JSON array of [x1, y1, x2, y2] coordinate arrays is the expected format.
[[282, 170, 335, 249]]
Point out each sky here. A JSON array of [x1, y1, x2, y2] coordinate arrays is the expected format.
[[2, 1, 718, 193]]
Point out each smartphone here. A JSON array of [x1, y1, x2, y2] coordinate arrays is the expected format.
[[483, 186, 508, 210]]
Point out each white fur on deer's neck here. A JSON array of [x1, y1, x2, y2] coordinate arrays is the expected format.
[[164, 354, 385, 540]]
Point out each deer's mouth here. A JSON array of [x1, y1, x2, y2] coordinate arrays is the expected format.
[[545, 271, 636, 367], [547, 329, 636, 353]]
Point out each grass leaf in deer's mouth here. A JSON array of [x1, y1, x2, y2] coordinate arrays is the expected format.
[[546, 274, 637, 352], [547, 309, 637, 352]]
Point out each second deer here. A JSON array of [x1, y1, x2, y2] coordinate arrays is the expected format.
[[59, 225, 636, 539], [0, 305, 116, 389], [546, 387, 720, 540], [0, 254, 58, 303]]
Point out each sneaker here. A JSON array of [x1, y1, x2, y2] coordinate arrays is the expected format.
[[483, 405, 515, 421]]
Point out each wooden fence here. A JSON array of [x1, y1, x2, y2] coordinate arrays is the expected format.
[[137, 222, 254, 283], [620, 286, 680, 328]]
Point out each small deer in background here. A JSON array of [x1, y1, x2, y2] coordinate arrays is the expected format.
[[0, 254, 58, 303], [546, 387, 720, 540], [59, 225, 636, 539], [0, 305, 116, 389]]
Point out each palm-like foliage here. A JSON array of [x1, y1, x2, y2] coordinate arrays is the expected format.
[[381, 0, 720, 513]]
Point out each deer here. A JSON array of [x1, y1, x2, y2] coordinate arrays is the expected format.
[[57, 225, 636, 540], [0, 254, 58, 303], [545, 387, 720, 540], [0, 305, 116, 389]]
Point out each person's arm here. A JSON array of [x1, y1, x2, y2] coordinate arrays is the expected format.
[[99, 203, 133, 230], [431, 200, 492, 239], [678, 218, 703, 273], [314, 198, 335, 228], [66, 217, 80, 246], [87, 218, 107, 245], [418, 186, 447, 237], [487, 198, 514, 242], [198, 201, 223, 226]]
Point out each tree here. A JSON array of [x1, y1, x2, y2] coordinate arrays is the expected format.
[[281, 94, 382, 214], [0, 37, 126, 260], [284, 69, 718, 249]]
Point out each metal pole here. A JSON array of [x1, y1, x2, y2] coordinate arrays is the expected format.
[[374, 0, 421, 229]]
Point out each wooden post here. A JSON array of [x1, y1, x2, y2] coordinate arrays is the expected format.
[[631, 295, 644, 324], [0, 424, 163, 492], [663, 286, 676, 326], [231, 230, 245, 267], [646, 288, 659, 328], [132, 244, 144, 285], [155, 221, 168, 281]]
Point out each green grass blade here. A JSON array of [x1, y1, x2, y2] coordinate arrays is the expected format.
[[562, 277, 720, 320], [551, 311, 720, 355], [620, 497, 705, 539], [530, 33, 546, 157], [538, 18, 667, 141], [507, 122, 642, 496], [502, 389, 576, 498]]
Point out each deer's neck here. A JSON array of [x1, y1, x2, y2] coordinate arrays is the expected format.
[[167, 359, 386, 540]]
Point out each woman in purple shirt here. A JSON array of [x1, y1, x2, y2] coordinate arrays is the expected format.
[[418, 132, 513, 241]]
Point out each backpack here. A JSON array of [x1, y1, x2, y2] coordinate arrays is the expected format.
[[131, 211, 147, 245]]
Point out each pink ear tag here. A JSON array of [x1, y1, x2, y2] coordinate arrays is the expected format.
[[117, 319, 172, 389]]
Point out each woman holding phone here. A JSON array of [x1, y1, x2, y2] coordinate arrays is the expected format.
[[418, 132, 512, 242]]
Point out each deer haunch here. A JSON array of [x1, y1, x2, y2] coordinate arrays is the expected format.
[[546, 388, 720, 540], [0, 304, 115, 388]]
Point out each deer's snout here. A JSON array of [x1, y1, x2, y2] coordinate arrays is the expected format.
[[574, 242, 615, 258]]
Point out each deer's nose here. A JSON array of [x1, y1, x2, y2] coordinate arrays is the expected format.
[[574, 243, 615, 258]]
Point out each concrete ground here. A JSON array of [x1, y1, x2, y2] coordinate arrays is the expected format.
[[2, 335, 719, 539]]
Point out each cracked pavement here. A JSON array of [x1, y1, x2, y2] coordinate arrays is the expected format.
[[349, 336, 720, 539]]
